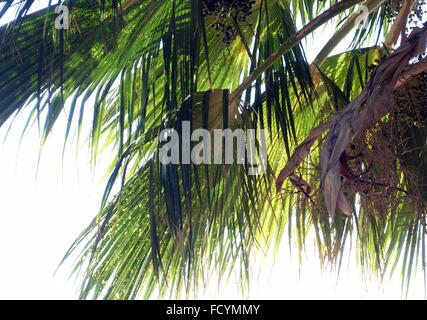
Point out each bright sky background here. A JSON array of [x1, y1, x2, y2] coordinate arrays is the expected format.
[[0, 0, 426, 300]]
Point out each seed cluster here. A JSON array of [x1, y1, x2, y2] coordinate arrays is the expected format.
[[407, 0, 426, 33], [383, 0, 426, 33], [279, 72, 426, 221], [340, 73, 427, 212], [201, 0, 256, 46], [394, 71, 427, 128], [383, 0, 403, 22]]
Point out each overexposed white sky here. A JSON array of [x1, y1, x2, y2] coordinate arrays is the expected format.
[[0, 0, 426, 300]]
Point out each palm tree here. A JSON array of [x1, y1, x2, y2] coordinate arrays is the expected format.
[[0, 0, 426, 299]]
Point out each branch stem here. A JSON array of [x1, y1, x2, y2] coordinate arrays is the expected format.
[[312, 0, 385, 68], [230, 0, 364, 102]]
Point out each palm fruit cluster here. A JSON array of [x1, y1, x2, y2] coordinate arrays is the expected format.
[[394, 72, 427, 128], [201, 0, 256, 46], [383, 0, 426, 33], [383, 0, 403, 22]]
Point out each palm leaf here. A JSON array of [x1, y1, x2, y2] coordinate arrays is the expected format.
[[1, 0, 426, 299]]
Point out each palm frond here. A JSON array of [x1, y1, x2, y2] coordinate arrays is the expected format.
[[1, 0, 426, 299]]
